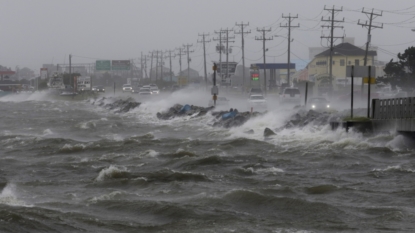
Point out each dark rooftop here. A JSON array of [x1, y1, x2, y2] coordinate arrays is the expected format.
[[315, 42, 377, 57]]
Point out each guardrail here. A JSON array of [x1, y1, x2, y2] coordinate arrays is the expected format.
[[372, 97, 415, 119]]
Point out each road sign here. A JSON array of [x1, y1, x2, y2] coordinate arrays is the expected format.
[[217, 62, 238, 74], [363, 77, 376, 84], [96, 60, 111, 71], [346, 66, 376, 77], [40, 68, 48, 79], [211, 86, 218, 95], [112, 60, 131, 70], [178, 76, 188, 85], [251, 72, 259, 81]]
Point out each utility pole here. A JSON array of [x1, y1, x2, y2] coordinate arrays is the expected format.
[[155, 50, 159, 84], [358, 8, 383, 66], [281, 14, 299, 86], [213, 30, 224, 84], [235, 22, 251, 90], [159, 50, 163, 84], [138, 53, 149, 80], [140, 52, 144, 81], [176, 47, 186, 78], [143, 55, 148, 79], [149, 51, 154, 82], [222, 28, 234, 87], [198, 33, 211, 89], [183, 44, 194, 81], [69, 54, 72, 86], [165, 49, 175, 83], [321, 5, 344, 92], [255, 28, 273, 95]]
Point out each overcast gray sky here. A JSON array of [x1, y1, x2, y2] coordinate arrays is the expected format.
[[1, 0, 415, 75]]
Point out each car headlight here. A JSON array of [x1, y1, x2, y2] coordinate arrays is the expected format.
[[312, 105, 315, 108]]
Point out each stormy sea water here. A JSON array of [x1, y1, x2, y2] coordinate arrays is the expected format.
[[1, 89, 415, 233]]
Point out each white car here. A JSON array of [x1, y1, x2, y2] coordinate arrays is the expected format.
[[122, 84, 132, 92], [150, 86, 159, 94], [247, 94, 267, 111], [138, 88, 152, 95], [279, 87, 301, 105]]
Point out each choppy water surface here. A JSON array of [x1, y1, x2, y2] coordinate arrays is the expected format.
[[1, 90, 415, 233]]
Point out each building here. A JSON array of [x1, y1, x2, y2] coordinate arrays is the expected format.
[[149, 66, 174, 82], [178, 68, 199, 78], [307, 42, 377, 92]]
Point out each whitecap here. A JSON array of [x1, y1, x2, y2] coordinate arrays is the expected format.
[[138, 149, 160, 158], [0, 183, 30, 207], [95, 165, 129, 182]]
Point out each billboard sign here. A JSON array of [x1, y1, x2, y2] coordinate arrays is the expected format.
[[217, 62, 238, 75], [346, 66, 376, 77], [178, 76, 188, 85], [112, 60, 131, 70], [40, 68, 48, 79], [96, 60, 111, 71]]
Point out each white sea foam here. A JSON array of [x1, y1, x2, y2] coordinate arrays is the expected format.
[[0, 183, 29, 206], [95, 165, 128, 182], [372, 165, 415, 173], [138, 149, 160, 158], [88, 190, 125, 204], [256, 167, 285, 174], [76, 120, 97, 129], [43, 129, 53, 136]]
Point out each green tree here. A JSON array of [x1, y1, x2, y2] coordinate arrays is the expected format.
[[397, 46, 415, 75]]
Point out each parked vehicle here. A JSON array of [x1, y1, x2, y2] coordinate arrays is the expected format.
[[122, 84, 132, 92], [279, 87, 301, 105]]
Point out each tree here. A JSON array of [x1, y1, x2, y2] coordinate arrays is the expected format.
[[397, 46, 415, 75], [380, 46, 415, 91]]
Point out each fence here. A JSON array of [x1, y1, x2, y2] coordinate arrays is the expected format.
[[372, 97, 415, 119]]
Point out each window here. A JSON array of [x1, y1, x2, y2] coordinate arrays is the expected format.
[[348, 61, 351, 65], [355, 59, 360, 66], [316, 61, 327, 66], [340, 59, 345, 66], [332, 61, 335, 65]]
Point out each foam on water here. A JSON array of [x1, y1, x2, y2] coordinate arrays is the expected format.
[[223, 108, 413, 153], [372, 165, 415, 173], [0, 183, 29, 206], [95, 165, 129, 182]]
